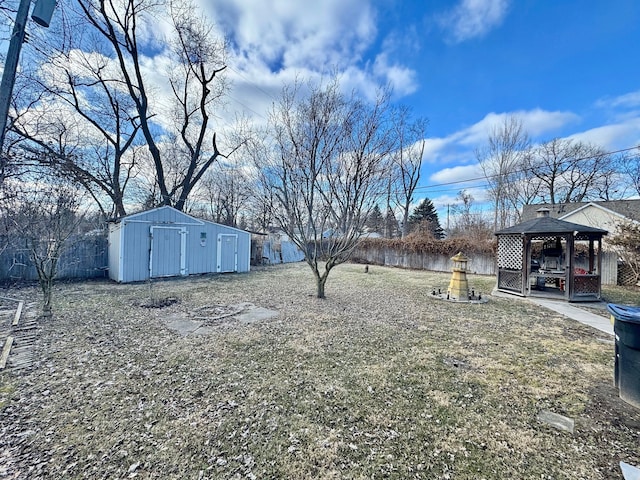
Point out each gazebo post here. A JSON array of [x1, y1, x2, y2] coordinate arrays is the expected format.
[[597, 237, 602, 298], [522, 234, 529, 295], [567, 232, 575, 300]]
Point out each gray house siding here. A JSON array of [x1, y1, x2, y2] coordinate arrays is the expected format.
[[108, 206, 250, 283]]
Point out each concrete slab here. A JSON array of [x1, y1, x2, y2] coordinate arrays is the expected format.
[[164, 304, 279, 336], [528, 298, 613, 336], [165, 317, 204, 336], [236, 307, 278, 325]]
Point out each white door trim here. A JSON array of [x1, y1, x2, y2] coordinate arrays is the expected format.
[[217, 233, 238, 273]]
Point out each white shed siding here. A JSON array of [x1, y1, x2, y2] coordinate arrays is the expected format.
[[108, 222, 123, 282]]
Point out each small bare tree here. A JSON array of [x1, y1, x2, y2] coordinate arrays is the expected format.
[[1, 170, 86, 317], [449, 190, 493, 241], [610, 221, 640, 286], [388, 105, 428, 238], [258, 78, 392, 298], [198, 159, 253, 227], [476, 116, 531, 230]]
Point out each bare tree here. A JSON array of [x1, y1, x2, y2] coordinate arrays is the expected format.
[[449, 190, 493, 241], [11, 43, 142, 217], [0, 169, 87, 317], [197, 159, 252, 227], [389, 105, 427, 238], [260, 78, 392, 298], [618, 148, 640, 197], [73, 0, 239, 211], [526, 138, 615, 204], [476, 116, 530, 230]]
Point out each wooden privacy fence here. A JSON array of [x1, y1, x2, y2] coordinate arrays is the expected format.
[[0, 235, 109, 282], [352, 246, 497, 275], [351, 245, 621, 285], [0, 234, 623, 286]]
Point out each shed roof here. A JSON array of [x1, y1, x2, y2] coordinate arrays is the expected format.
[[495, 216, 608, 236], [110, 205, 251, 235]]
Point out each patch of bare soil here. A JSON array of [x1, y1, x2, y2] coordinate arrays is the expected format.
[[0, 264, 638, 479]]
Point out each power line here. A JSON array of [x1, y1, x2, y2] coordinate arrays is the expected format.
[[227, 65, 278, 103], [416, 144, 640, 192]]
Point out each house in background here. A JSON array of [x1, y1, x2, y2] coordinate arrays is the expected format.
[[521, 200, 640, 241], [108, 206, 250, 283]]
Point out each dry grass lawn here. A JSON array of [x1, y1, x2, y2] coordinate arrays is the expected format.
[[1, 262, 639, 479]]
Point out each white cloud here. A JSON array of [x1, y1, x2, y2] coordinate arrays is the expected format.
[[439, 0, 510, 43], [429, 164, 483, 185], [567, 119, 640, 151], [596, 90, 640, 110], [421, 108, 579, 167], [458, 109, 579, 145], [422, 137, 452, 162], [196, 0, 418, 108], [372, 53, 418, 96], [205, 0, 377, 70]]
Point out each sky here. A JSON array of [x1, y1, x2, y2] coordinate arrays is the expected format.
[[196, 0, 640, 212], [3, 0, 640, 217]]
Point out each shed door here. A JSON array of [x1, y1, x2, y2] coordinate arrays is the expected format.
[[217, 234, 238, 273], [150, 226, 187, 277]]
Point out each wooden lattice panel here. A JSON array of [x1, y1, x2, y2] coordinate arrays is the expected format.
[[617, 263, 639, 286], [498, 269, 523, 292], [497, 235, 522, 269], [531, 235, 561, 243], [574, 275, 600, 295]]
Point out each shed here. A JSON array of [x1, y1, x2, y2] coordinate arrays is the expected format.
[[108, 206, 250, 283], [495, 208, 607, 302]]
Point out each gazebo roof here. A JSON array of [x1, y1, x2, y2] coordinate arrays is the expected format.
[[495, 216, 608, 236]]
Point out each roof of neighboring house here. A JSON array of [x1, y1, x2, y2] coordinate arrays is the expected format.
[[521, 200, 640, 222], [495, 215, 608, 236]]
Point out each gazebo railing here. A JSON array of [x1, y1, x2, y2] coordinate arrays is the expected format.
[[498, 268, 524, 294], [572, 273, 601, 299]]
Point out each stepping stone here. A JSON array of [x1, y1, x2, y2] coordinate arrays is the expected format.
[[536, 410, 574, 433]]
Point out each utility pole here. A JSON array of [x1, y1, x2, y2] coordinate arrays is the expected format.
[[0, 0, 57, 182], [446, 204, 450, 232]]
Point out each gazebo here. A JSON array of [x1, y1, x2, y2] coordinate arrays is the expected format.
[[495, 208, 608, 302]]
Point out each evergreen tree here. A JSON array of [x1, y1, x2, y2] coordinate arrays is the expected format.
[[365, 204, 384, 233], [408, 198, 444, 238], [384, 207, 400, 238]]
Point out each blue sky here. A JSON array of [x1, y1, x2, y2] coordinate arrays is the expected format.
[[199, 0, 640, 211]]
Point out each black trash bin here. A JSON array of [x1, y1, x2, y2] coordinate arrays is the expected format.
[[607, 304, 640, 409]]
